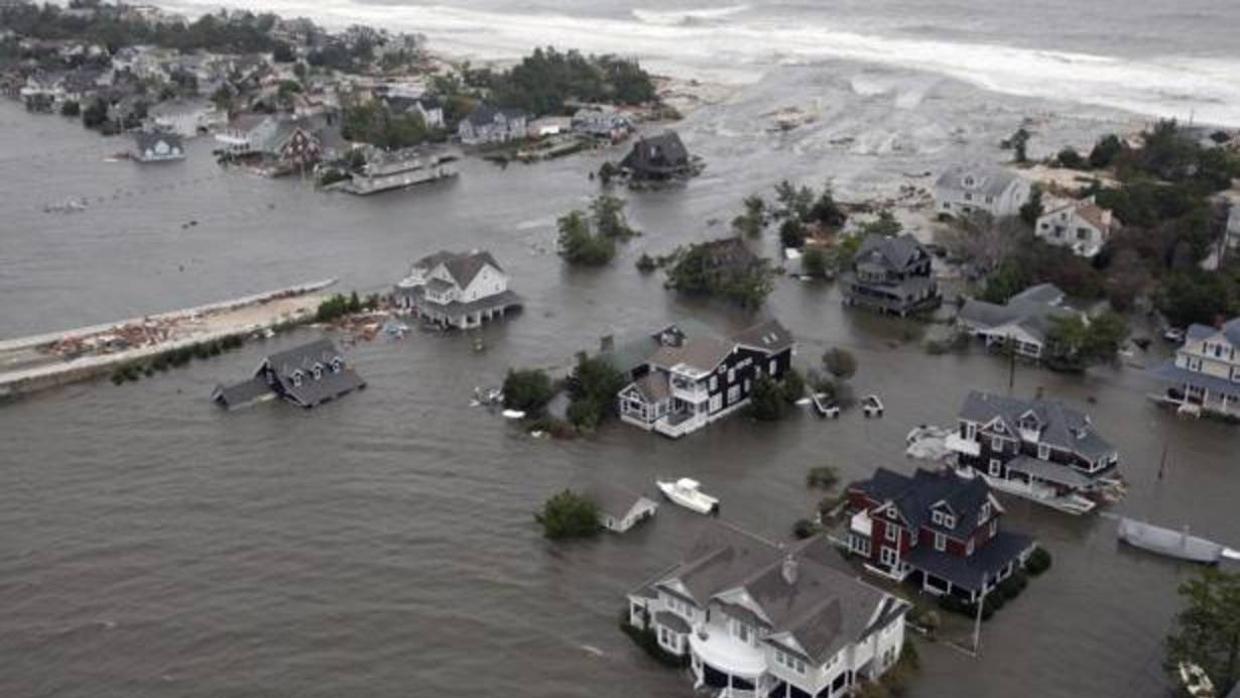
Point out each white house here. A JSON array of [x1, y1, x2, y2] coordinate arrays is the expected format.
[[1150, 317, 1240, 417], [214, 113, 278, 156], [934, 163, 1032, 219], [585, 484, 658, 533], [393, 250, 521, 329], [149, 99, 226, 138], [1035, 197, 1114, 258], [458, 104, 528, 146], [627, 526, 910, 698], [957, 283, 1082, 360], [132, 132, 185, 163], [1226, 199, 1240, 253]]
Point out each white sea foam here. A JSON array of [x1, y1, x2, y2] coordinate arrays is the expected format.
[[161, 0, 1240, 125]]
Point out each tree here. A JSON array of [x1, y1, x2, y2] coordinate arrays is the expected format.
[[732, 194, 766, 238], [502, 368, 554, 414], [806, 465, 839, 489], [802, 247, 828, 278], [272, 40, 295, 62], [565, 354, 627, 429], [807, 185, 847, 228], [1159, 272, 1233, 329], [664, 241, 776, 309], [860, 209, 901, 237], [747, 374, 787, 421], [81, 96, 108, 128], [590, 194, 637, 239], [1003, 127, 1031, 163], [536, 490, 601, 540], [59, 99, 80, 117], [1165, 569, 1240, 697], [1045, 312, 1129, 371], [1019, 184, 1044, 227], [557, 210, 615, 266], [1089, 134, 1124, 169], [773, 180, 814, 221], [821, 347, 857, 381], [779, 218, 806, 249], [1057, 147, 1086, 169]]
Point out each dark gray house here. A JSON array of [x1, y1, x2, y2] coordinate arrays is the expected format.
[[840, 234, 940, 316], [957, 283, 1081, 360], [132, 131, 185, 163], [945, 391, 1118, 514], [457, 103, 528, 145], [212, 339, 365, 410], [607, 318, 795, 438], [619, 130, 692, 180]]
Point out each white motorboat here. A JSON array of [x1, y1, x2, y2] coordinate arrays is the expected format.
[[656, 478, 719, 515], [501, 409, 526, 420], [1117, 517, 1226, 564]]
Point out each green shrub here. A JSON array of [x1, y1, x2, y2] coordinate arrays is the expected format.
[[792, 519, 818, 539], [1026, 547, 1052, 576], [997, 570, 1029, 600], [806, 465, 839, 490], [536, 489, 601, 540], [502, 368, 554, 415]]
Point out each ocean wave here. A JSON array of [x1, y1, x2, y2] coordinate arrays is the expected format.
[[160, 0, 1240, 125], [631, 4, 750, 26]]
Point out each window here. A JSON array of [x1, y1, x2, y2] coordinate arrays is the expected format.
[[734, 621, 751, 643], [989, 458, 1002, 477], [942, 514, 955, 529], [965, 422, 977, 440], [989, 519, 998, 537], [769, 359, 777, 374], [931, 510, 944, 526], [709, 376, 717, 391], [885, 525, 898, 543], [1038, 443, 1050, 460], [966, 538, 975, 556], [991, 436, 1003, 452], [880, 546, 899, 567], [934, 532, 946, 551]]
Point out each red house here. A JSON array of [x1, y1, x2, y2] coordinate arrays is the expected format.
[[845, 468, 1035, 604]]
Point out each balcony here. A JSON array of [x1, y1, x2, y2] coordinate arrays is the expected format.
[[689, 622, 767, 681], [669, 375, 709, 403], [944, 433, 980, 456], [654, 411, 707, 439]]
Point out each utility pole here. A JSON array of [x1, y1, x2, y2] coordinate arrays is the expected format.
[[972, 584, 988, 656]]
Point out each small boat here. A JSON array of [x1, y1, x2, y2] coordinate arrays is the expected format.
[[1163, 328, 1185, 344], [1117, 517, 1225, 564], [1178, 662, 1214, 697], [501, 409, 526, 420], [657, 478, 719, 515], [812, 393, 840, 418], [861, 394, 884, 418]]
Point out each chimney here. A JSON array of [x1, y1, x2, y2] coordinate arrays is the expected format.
[[781, 555, 798, 585], [600, 334, 614, 353]]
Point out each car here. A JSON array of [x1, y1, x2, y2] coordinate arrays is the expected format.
[[862, 394, 884, 418]]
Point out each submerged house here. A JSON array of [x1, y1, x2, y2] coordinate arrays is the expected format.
[[944, 391, 1119, 514], [845, 468, 1036, 604], [584, 483, 658, 533], [457, 103, 528, 145], [839, 234, 941, 316], [212, 339, 366, 410], [604, 318, 795, 438], [934, 163, 1031, 219], [627, 524, 910, 698], [393, 250, 521, 329], [132, 131, 185, 163], [957, 283, 1080, 360], [619, 130, 693, 181], [343, 146, 458, 195], [1149, 317, 1240, 417]]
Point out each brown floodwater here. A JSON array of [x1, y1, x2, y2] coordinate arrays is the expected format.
[[1, 86, 1236, 698]]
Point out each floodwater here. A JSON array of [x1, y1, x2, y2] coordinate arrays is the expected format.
[[1, 94, 1238, 698]]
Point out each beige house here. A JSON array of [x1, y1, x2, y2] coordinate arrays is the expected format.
[[1035, 198, 1114, 258], [1151, 318, 1240, 416]]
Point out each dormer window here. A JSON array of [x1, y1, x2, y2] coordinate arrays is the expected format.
[[312, 363, 323, 380], [943, 515, 955, 529], [291, 370, 303, 387], [331, 357, 343, 373]]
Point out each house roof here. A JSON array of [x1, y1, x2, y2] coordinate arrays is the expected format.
[[620, 130, 690, 175], [732, 318, 795, 354], [443, 251, 502, 289], [650, 524, 904, 665], [583, 482, 655, 520], [958, 391, 1115, 460], [263, 339, 345, 378], [281, 365, 366, 408], [1042, 198, 1112, 231], [904, 530, 1034, 592], [958, 284, 1076, 344], [1149, 359, 1240, 397], [133, 131, 182, 151], [465, 103, 526, 126], [850, 468, 992, 536], [935, 163, 1024, 198], [211, 376, 270, 408], [631, 371, 671, 403], [649, 335, 734, 373], [854, 234, 927, 272], [653, 610, 690, 634]]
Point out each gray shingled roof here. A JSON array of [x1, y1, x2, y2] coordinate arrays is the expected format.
[[651, 524, 905, 665], [211, 376, 270, 408], [850, 468, 991, 536], [958, 391, 1115, 460], [957, 284, 1076, 344], [731, 318, 795, 354], [905, 530, 1034, 592], [442, 251, 502, 289], [266, 339, 343, 378], [936, 163, 1024, 199], [654, 610, 690, 634], [649, 335, 734, 373], [282, 365, 365, 408], [854, 233, 927, 272], [631, 372, 670, 402]]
